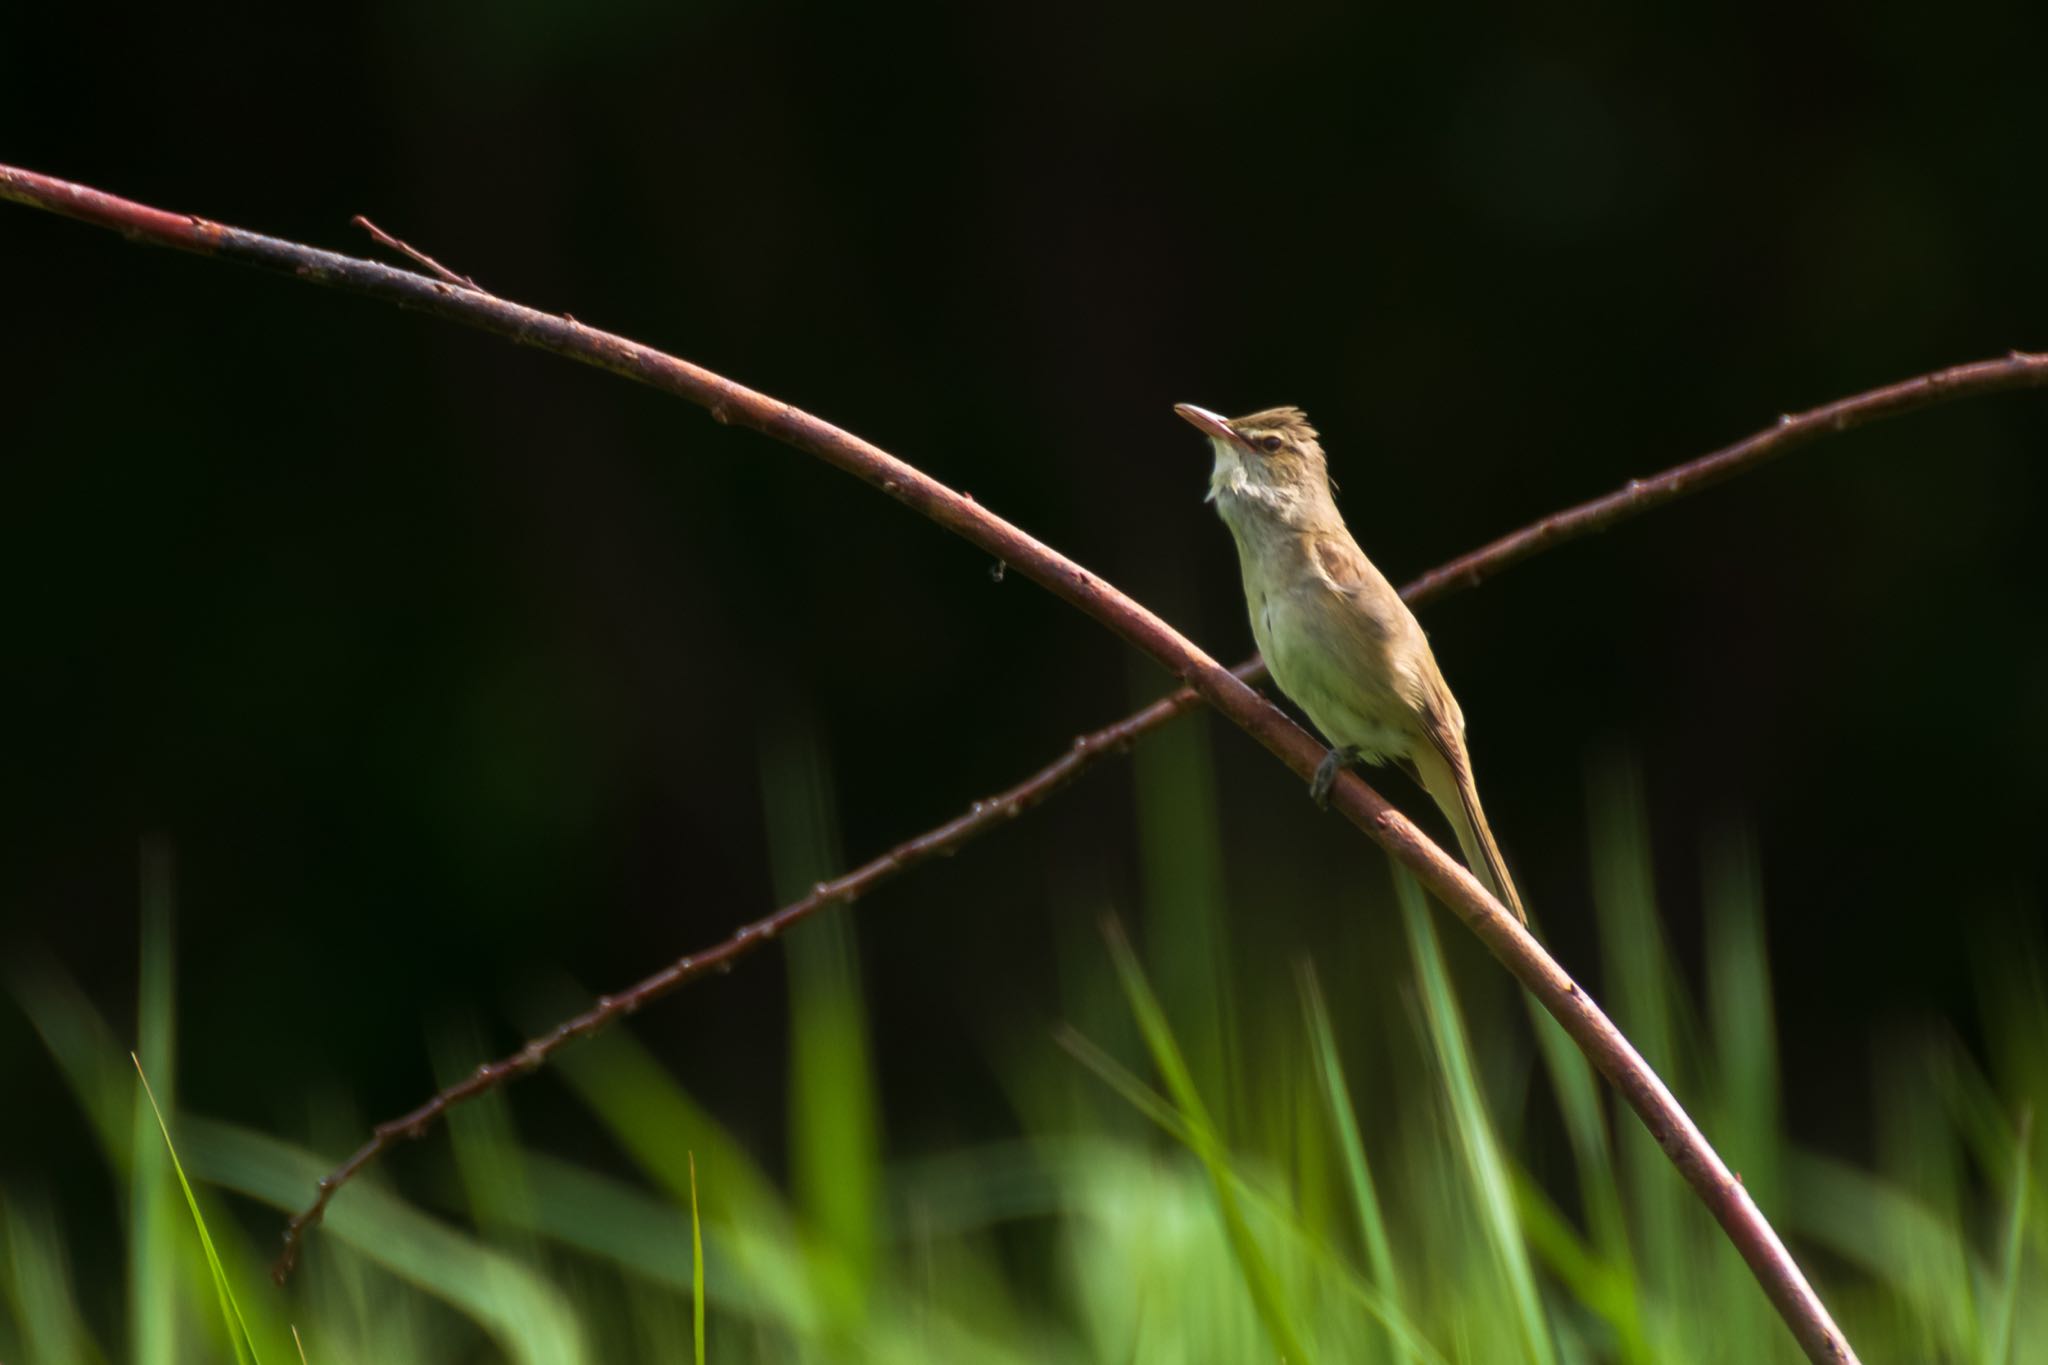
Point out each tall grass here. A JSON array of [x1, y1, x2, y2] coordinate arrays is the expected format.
[[3, 737, 2042, 1363]]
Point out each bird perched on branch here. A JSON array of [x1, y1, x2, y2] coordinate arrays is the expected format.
[[1176, 403, 1527, 925]]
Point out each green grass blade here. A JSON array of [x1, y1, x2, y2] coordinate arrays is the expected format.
[[9, 899, 290, 1365], [132, 1057, 262, 1365], [1520, 1005, 1653, 1363], [131, 840, 178, 1365], [544, 1022, 784, 1226], [1784, 1146, 1974, 1348], [1105, 921, 1319, 1365], [434, 1023, 537, 1246], [1297, 964, 1413, 1362], [1055, 1024, 1200, 1144], [1699, 827, 1783, 1353], [1396, 870, 1555, 1365], [1703, 828, 1781, 1210], [1985, 1111, 2031, 1365], [1129, 681, 1240, 1120], [179, 1118, 587, 1365], [6, 955, 132, 1163], [1522, 1001, 1645, 1346], [761, 717, 881, 1328], [1508, 1166, 1640, 1337], [1586, 760, 1697, 1329], [782, 909, 879, 1319], [513, 1149, 824, 1337], [0, 1192, 105, 1365], [690, 1152, 707, 1365], [1060, 1021, 1449, 1365]]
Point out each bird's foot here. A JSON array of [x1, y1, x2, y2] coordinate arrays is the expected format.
[[1310, 745, 1364, 809]]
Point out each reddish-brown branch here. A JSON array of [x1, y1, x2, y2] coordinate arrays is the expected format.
[[14, 166, 2032, 1365]]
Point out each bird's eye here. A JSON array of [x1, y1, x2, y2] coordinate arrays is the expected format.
[[1259, 435, 1283, 453]]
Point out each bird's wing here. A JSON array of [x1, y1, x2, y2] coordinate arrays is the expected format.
[[1310, 533, 1378, 595], [1308, 533, 1400, 650], [1410, 668, 1527, 924]]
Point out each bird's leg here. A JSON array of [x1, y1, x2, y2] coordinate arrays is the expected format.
[[1310, 745, 1364, 809]]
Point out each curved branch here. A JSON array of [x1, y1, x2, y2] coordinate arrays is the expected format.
[[10, 166, 2023, 1365]]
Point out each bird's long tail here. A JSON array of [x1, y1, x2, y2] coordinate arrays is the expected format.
[[1412, 746, 1527, 926]]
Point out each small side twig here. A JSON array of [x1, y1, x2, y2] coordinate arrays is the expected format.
[[350, 214, 483, 292]]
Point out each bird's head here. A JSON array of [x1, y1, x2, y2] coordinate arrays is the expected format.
[[1174, 403, 1332, 521]]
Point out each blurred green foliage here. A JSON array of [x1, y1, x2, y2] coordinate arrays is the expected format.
[[4, 734, 2041, 1364], [7, 4, 2046, 1359]]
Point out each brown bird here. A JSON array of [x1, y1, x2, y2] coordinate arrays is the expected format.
[[1176, 402, 1527, 924]]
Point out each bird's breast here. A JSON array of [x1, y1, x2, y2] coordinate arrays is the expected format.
[[1258, 582, 1416, 765]]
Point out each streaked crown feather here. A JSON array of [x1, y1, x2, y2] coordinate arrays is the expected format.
[[1228, 406, 1320, 448]]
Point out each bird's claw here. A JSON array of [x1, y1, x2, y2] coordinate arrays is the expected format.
[[1310, 745, 1363, 809]]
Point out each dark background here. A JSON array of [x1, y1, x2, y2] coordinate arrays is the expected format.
[[4, 0, 2045, 1263]]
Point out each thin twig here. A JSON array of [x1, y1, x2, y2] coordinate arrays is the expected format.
[[1399, 354, 2048, 600], [257, 681, 1222, 1270], [350, 214, 482, 292], [12, 167, 2032, 1365]]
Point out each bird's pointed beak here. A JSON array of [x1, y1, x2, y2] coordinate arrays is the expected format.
[[1174, 403, 1241, 446]]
